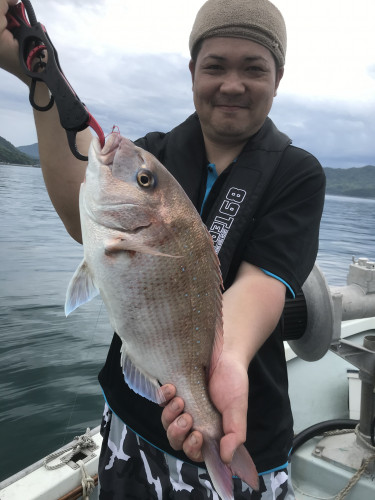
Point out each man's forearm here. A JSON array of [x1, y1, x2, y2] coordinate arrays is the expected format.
[[222, 262, 286, 368], [33, 82, 91, 243]]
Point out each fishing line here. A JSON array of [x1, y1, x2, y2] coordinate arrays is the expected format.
[[59, 298, 105, 449]]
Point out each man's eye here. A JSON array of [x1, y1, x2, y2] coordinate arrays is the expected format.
[[205, 65, 223, 71], [246, 66, 265, 73]]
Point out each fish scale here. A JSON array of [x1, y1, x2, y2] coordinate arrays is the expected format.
[[65, 132, 259, 499]]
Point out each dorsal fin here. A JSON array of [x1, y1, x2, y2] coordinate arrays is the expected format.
[[205, 225, 224, 379]]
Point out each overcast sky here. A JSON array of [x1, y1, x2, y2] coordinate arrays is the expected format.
[[1, 0, 374, 168]]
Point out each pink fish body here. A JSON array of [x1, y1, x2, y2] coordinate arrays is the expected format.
[[65, 132, 258, 499]]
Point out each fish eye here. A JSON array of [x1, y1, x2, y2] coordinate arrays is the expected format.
[[136, 169, 155, 188]]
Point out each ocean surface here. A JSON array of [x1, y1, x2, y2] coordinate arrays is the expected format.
[[0, 164, 374, 481]]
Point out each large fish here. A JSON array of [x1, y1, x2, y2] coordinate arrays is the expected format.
[[65, 132, 259, 499]]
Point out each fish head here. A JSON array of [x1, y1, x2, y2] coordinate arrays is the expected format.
[[81, 131, 186, 250]]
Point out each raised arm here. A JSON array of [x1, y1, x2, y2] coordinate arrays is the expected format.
[[32, 85, 91, 243], [0, 0, 90, 242]]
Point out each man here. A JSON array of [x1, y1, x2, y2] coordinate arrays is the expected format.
[[0, 0, 325, 498]]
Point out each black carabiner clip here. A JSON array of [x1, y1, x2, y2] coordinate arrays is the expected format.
[[6, 0, 105, 161]]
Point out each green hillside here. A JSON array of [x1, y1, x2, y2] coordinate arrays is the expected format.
[[18, 143, 39, 159], [0, 135, 374, 198], [324, 165, 375, 199], [0, 136, 39, 165]]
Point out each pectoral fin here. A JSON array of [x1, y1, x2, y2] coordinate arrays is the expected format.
[[65, 260, 99, 316]]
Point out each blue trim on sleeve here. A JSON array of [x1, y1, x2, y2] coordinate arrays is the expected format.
[[260, 269, 295, 298]]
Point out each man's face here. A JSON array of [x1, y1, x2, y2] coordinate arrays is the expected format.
[[189, 37, 284, 145]]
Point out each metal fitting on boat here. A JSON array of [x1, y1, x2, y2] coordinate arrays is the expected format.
[[288, 257, 375, 361]]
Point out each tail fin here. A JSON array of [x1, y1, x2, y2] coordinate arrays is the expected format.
[[203, 439, 259, 499], [230, 444, 259, 491], [202, 438, 234, 500]]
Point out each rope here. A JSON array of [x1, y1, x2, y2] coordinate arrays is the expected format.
[[353, 424, 375, 452], [292, 424, 375, 500], [43, 428, 95, 470], [333, 425, 375, 500], [322, 428, 355, 437], [43, 428, 97, 499], [78, 460, 96, 500], [334, 454, 375, 500]]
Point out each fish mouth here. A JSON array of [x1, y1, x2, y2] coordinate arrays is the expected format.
[[119, 223, 152, 234], [100, 221, 152, 234], [84, 203, 153, 233], [97, 202, 140, 210]]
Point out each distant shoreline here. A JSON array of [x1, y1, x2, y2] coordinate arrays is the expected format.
[[0, 162, 40, 168], [0, 165, 375, 201], [325, 193, 375, 201]]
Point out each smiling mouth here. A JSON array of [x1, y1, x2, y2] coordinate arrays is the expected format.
[[214, 103, 249, 111]]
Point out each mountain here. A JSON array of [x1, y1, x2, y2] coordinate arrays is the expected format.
[[0, 136, 39, 165], [0, 136, 374, 198], [18, 143, 39, 159], [324, 165, 375, 199]]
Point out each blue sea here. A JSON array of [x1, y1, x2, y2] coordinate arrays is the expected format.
[[0, 164, 374, 481]]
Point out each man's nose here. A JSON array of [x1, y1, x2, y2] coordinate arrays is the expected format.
[[220, 71, 246, 94]]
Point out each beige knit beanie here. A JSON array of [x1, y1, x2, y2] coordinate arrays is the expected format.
[[189, 0, 287, 67]]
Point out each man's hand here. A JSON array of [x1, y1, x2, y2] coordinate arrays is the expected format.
[[0, 0, 30, 82], [208, 349, 249, 464], [161, 349, 249, 465]]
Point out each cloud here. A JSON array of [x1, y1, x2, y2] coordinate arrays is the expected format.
[[1, 51, 374, 169], [68, 52, 195, 140], [1, 0, 374, 167], [270, 94, 375, 168], [0, 72, 37, 146], [368, 64, 375, 80]]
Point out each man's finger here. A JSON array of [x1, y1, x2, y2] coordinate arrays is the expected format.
[[159, 383, 176, 406], [182, 430, 204, 462], [220, 432, 243, 464], [166, 412, 194, 451], [161, 396, 184, 430]]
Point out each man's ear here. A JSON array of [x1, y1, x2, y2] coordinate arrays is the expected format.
[[274, 66, 284, 97], [189, 59, 195, 89]]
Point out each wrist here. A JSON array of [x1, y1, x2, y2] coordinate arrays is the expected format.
[[219, 346, 251, 374], [224, 352, 251, 373]]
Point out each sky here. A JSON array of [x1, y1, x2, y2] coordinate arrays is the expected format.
[[1, 0, 374, 168]]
